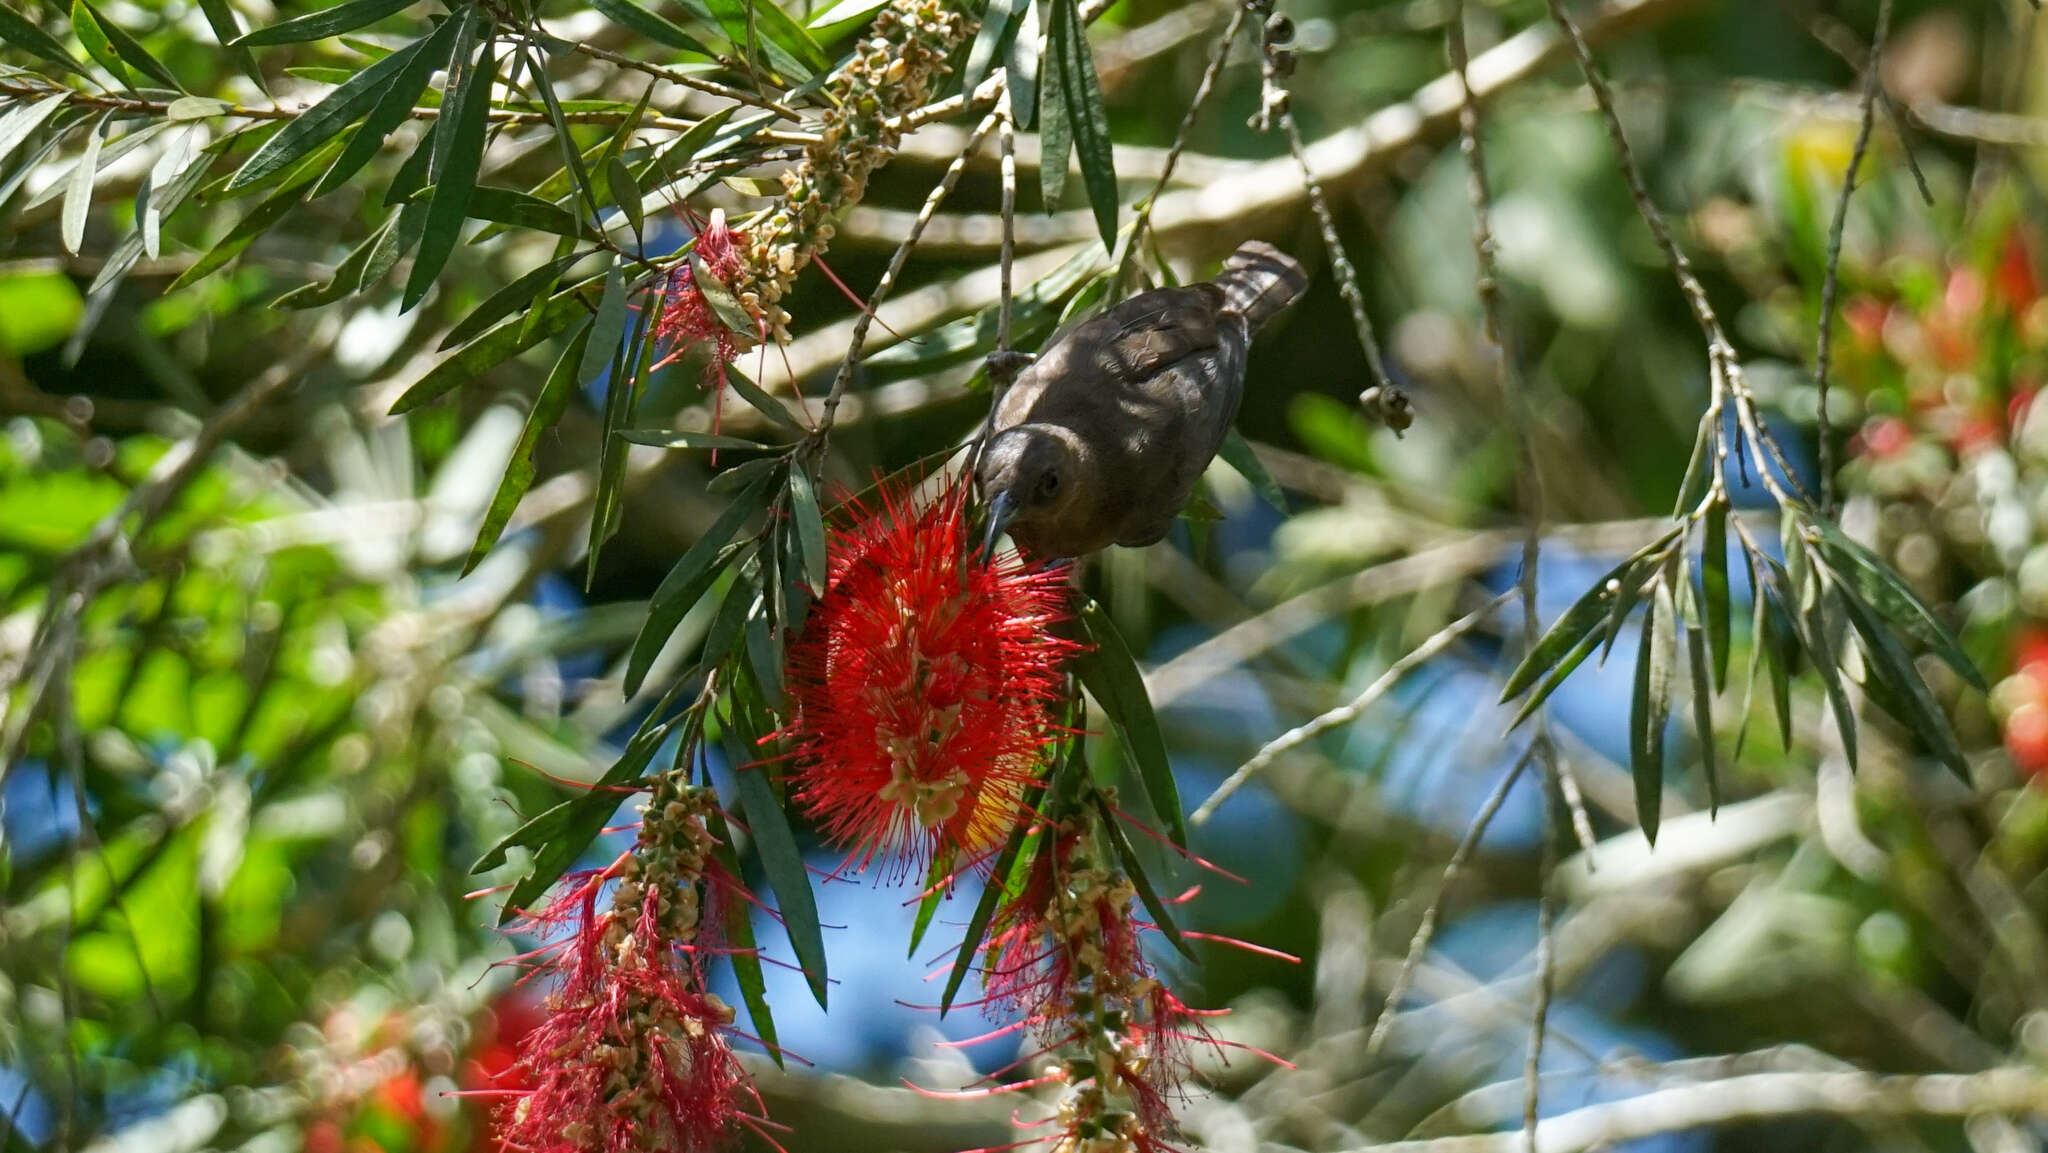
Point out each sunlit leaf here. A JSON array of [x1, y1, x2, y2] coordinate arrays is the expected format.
[[1044, 0, 1115, 246], [234, 0, 416, 46], [0, 1, 85, 72], [313, 18, 458, 197], [227, 33, 427, 190]]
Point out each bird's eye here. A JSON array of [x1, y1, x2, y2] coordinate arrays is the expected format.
[[1036, 471, 1062, 500]]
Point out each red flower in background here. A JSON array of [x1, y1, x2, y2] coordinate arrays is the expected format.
[[779, 480, 1075, 874]]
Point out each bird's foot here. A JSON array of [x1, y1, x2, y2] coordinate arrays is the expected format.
[[983, 349, 1036, 389]]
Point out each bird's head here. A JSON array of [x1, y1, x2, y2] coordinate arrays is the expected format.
[[977, 425, 1083, 558]]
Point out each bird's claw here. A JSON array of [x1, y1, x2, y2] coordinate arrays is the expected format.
[[984, 350, 1036, 389]]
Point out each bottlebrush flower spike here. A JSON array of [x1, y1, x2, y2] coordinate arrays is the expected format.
[[779, 480, 1075, 875], [483, 786, 771, 1153]]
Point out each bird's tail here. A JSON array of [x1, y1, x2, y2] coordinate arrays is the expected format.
[[1215, 241, 1308, 332]]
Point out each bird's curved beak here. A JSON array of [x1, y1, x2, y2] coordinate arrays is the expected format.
[[980, 489, 1019, 561]]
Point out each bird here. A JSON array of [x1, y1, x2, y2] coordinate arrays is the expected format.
[[976, 240, 1308, 560]]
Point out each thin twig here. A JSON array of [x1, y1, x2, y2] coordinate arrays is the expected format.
[[1358, 751, 1533, 1070], [1522, 774, 1559, 1151], [1192, 590, 1514, 826], [964, 72, 1021, 485], [1813, 0, 1895, 519], [1352, 1066, 2048, 1153], [1276, 108, 1395, 398], [1114, 1, 1250, 292], [558, 38, 804, 120], [1540, 0, 1808, 514], [814, 100, 1003, 439], [1447, 1, 1592, 859]]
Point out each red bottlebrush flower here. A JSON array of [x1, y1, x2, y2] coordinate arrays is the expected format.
[[779, 480, 1076, 874], [480, 788, 772, 1153], [655, 211, 755, 434]]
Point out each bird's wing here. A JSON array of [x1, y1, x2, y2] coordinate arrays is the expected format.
[[1099, 283, 1227, 380]]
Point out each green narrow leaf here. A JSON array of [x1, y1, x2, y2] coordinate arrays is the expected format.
[[590, 320, 649, 585], [0, 1, 85, 72], [710, 455, 785, 494], [788, 464, 828, 595], [1702, 499, 1730, 690], [724, 731, 829, 1007], [465, 324, 591, 573], [69, 0, 129, 84], [1096, 794, 1194, 961], [1734, 548, 1768, 759], [1035, 0, 1071, 212], [227, 35, 426, 190], [1680, 580, 1718, 815], [723, 363, 804, 432], [618, 429, 772, 451], [440, 250, 590, 350], [583, 261, 637, 577], [744, 610, 784, 710], [59, 112, 105, 255], [443, 185, 585, 237], [1507, 618, 1610, 729], [194, 0, 263, 90], [165, 170, 311, 291], [386, 277, 589, 412], [1834, 580, 1971, 781], [961, 0, 1023, 96], [525, 54, 600, 219], [403, 10, 494, 310], [905, 851, 955, 959], [939, 799, 1041, 1015], [1599, 557, 1655, 665], [1499, 549, 1649, 702], [1631, 587, 1672, 844], [700, 0, 822, 78], [807, 0, 885, 30], [1784, 557, 1858, 771], [625, 478, 772, 695], [314, 19, 456, 197], [1048, 0, 1115, 247], [698, 570, 757, 672], [1218, 430, 1286, 513], [363, 196, 430, 286], [1071, 600, 1185, 848], [488, 697, 683, 921], [234, 0, 415, 46], [589, 0, 717, 55], [1755, 563, 1798, 751], [704, 805, 783, 1067], [1810, 518, 1985, 690], [0, 94, 70, 172], [273, 213, 391, 308], [76, 0, 178, 88], [606, 154, 644, 238]]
